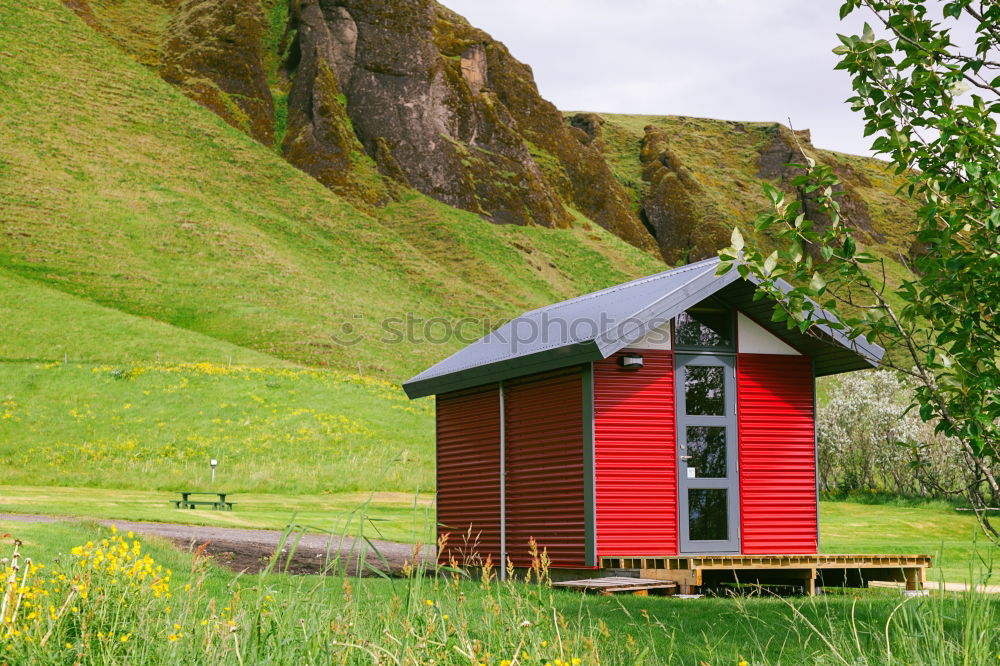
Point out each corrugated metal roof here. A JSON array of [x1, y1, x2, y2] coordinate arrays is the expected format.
[[403, 258, 884, 398]]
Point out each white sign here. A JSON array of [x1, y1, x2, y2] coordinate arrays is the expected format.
[[687, 468, 696, 479]]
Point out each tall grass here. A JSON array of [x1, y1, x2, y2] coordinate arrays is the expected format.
[[728, 581, 998, 665], [3, 519, 997, 665]]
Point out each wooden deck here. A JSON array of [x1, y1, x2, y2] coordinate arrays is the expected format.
[[593, 553, 932, 595]]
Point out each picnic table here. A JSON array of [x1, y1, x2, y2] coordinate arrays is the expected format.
[[172, 491, 234, 511]]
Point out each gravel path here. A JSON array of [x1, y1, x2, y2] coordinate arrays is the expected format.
[[0, 512, 435, 575]]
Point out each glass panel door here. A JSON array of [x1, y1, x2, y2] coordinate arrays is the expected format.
[[676, 353, 739, 553]]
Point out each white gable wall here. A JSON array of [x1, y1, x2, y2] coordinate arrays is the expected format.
[[629, 320, 672, 349], [737, 312, 800, 355], [625, 312, 800, 354]]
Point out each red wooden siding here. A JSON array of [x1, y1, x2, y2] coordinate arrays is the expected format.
[[504, 368, 586, 568], [594, 349, 677, 556], [436, 384, 502, 566], [737, 354, 817, 554]]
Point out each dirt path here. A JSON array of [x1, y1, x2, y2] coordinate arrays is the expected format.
[[0, 512, 434, 575], [870, 580, 1000, 594]]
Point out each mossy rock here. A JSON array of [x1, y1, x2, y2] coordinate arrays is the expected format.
[[160, 0, 275, 146], [282, 53, 391, 209]]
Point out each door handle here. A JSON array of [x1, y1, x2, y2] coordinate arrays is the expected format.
[[679, 455, 691, 461]]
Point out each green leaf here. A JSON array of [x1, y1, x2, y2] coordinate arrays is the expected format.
[[809, 272, 827, 293], [763, 251, 778, 275], [854, 251, 878, 264], [842, 236, 856, 258], [730, 226, 744, 253]]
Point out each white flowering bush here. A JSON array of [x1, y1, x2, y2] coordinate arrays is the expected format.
[[818, 371, 990, 500]]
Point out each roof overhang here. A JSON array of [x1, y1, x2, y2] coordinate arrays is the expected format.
[[402, 260, 884, 399], [402, 341, 603, 399]]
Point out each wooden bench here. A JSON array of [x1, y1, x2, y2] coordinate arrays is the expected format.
[[172, 491, 234, 511]]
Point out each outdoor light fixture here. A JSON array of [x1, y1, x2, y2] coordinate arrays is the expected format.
[[210, 458, 218, 483], [618, 354, 644, 370]]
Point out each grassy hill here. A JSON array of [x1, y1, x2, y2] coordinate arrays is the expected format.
[[0, 264, 436, 533], [0, 0, 664, 380], [0, 269, 284, 365], [0, 361, 432, 493], [592, 113, 919, 270], [597, 113, 917, 251], [0, 0, 665, 521]]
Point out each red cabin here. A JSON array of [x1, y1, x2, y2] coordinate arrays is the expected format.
[[403, 258, 883, 569]]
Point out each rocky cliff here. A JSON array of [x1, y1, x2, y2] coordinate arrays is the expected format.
[[62, 0, 917, 264]]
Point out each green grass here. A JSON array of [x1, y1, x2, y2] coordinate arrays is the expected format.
[[1, 520, 997, 664], [820, 501, 988, 584], [3, 4, 988, 661], [0, 269, 285, 366], [0, 519, 238, 598], [0, 485, 434, 544], [0, 361, 433, 495], [1, 480, 986, 583]]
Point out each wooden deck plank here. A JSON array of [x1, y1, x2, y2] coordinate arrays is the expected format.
[[595, 552, 932, 596], [553, 576, 678, 595]]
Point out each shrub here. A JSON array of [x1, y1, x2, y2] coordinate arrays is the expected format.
[[819, 371, 995, 502]]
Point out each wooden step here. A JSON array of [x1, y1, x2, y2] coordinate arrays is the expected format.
[[552, 576, 678, 596]]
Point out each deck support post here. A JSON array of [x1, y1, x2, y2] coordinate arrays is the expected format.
[[805, 568, 817, 596], [904, 566, 924, 591]]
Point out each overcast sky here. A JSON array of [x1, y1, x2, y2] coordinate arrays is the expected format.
[[443, 0, 883, 157]]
